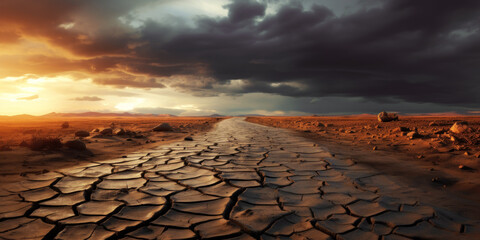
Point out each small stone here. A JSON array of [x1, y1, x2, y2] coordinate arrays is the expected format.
[[458, 165, 474, 170], [184, 136, 194, 141], [407, 131, 421, 139], [372, 146, 377, 151]]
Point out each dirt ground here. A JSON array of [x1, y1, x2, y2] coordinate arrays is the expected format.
[[0, 116, 224, 182], [247, 115, 480, 210]]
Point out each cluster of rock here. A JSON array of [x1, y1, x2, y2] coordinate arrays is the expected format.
[[63, 122, 176, 151], [76, 127, 139, 139], [393, 127, 422, 139]]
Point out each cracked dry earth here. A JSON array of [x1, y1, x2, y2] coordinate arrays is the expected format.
[[1, 118, 479, 240]]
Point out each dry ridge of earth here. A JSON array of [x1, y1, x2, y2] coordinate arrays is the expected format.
[[0, 117, 479, 239]]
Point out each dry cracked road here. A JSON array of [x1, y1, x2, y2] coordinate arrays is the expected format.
[[1, 118, 479, 240]]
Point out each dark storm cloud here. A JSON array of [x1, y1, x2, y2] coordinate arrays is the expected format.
[[92, 74, 167, 89], [3, 0, 480, 107], [227, 0, 266, 23], [136, 0, 480, 107]]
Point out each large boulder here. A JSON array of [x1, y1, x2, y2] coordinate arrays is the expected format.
[[450, 121, 469, 134], [377, 111, 399, 122], [153, 123, 173, 132], [75, 130, 90, 138], [64, 140, 87, 151]]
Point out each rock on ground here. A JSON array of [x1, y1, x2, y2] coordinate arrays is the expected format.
[[75, 131, 90, 138], [100, 128, 113, 135], [153, 123, 173, 132], [64, 140, 87, 151], [378, 112, 399, 122], [114, 128, 126, 136], [407, 131, 422, 139], [450, 121, 469, 134]]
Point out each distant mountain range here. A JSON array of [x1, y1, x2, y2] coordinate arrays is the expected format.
[[235, 114, 265, 117], [0, 112, 177, 118], [42, 112, 177, 118]]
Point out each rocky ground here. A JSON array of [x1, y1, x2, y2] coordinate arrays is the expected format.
[[0, 116, 223, 182], [247, 115, 480, 210], [0, 118, 478, 239]]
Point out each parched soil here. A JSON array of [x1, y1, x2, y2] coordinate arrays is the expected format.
[[0, 116, 225, 181], [247, 116, 480, 203]]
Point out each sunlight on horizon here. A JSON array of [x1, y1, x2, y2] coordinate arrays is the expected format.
[[0, 74, 218, 116]]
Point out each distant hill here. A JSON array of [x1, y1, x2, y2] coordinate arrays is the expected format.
[[235, 114, 265, 117], [209, 114, 225, 117], [0, 114, 37, 119], [41, 112, 177, 118]]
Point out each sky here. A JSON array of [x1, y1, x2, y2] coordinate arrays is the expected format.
[[0, 0, 479, 116]]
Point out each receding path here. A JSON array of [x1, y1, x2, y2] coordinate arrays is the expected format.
[[0, 118, 479, 239]]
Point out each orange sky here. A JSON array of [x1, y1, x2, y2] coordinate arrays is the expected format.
[[1, 0, 478, 116], [0, 0, 229, 116]]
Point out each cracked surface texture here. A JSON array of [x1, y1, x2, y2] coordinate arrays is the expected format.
[[0, 118, 479, 239]]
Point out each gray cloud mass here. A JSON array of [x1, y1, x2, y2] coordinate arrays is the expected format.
[[1, 0, 479, 113]]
